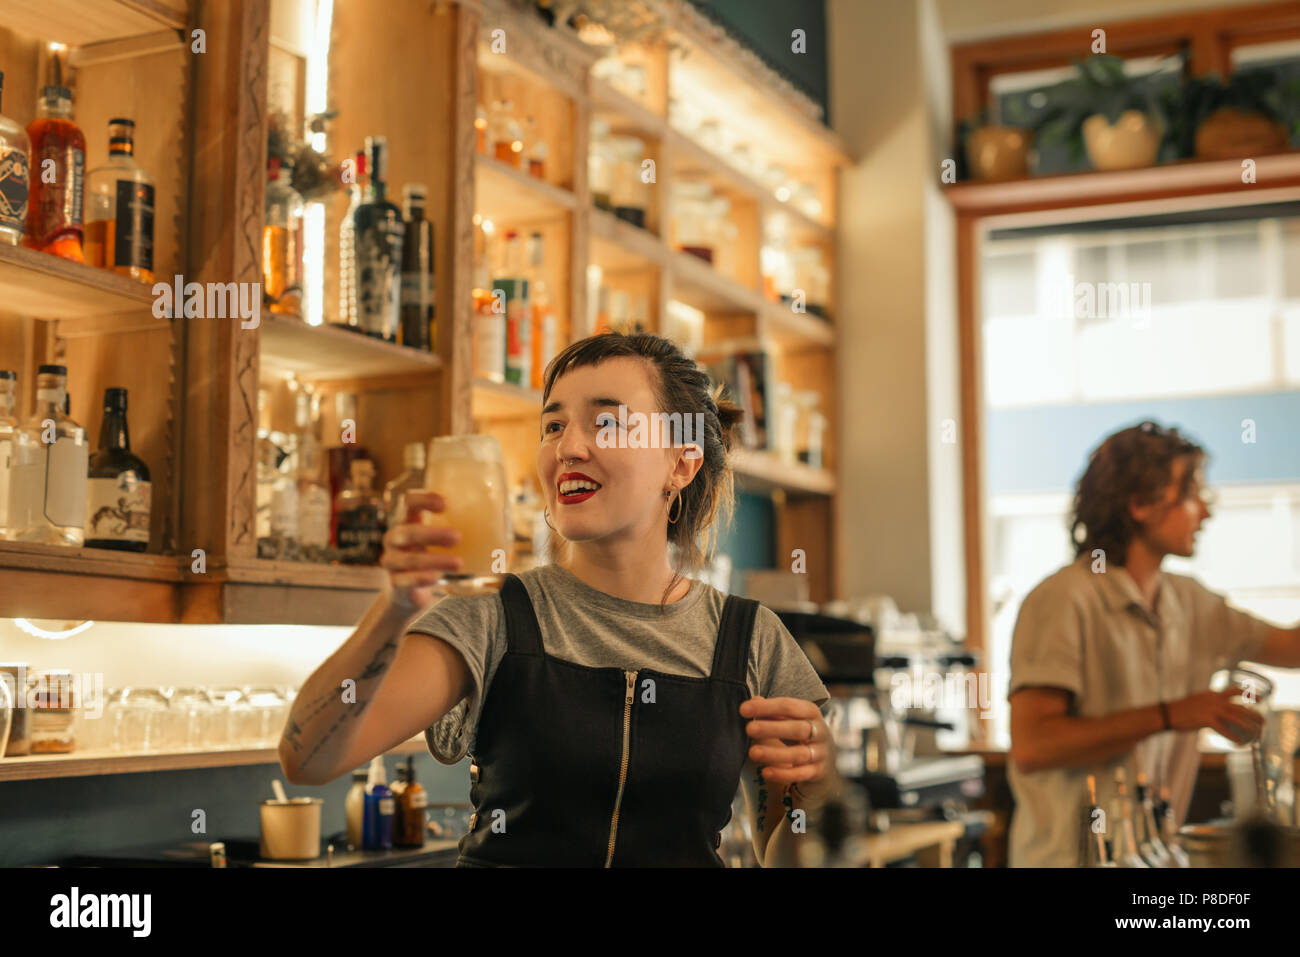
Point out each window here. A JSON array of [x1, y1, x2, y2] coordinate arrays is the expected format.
[[980, 203, 1300, 746]]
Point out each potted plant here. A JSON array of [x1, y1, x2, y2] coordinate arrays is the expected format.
[[959, 105, 1035, 181], [1161, 72, 1295, 161], [1035, 55, 1167, 171]]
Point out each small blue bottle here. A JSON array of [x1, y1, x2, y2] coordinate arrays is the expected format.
[[361, 755, 395, 850]]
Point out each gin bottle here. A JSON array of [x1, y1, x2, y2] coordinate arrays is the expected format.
[[7, 365, 88, 546], [0, 71, 31, 246], [352, 136, 404, 342]]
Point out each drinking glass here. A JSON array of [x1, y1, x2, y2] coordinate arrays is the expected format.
[[411, 435, 510, 595], [170, 687, 215, 751], [1211, 667, 1275, 816], [207, 687, 246, 748], [244, 686, 287, 746], [118, 687, 169, 752]]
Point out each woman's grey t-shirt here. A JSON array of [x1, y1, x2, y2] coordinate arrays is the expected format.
[[405, 561, 831, 859]]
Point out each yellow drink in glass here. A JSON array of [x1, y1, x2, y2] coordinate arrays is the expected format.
[[419, 435, 510, 594]]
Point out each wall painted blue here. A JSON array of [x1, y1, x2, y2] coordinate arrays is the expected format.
[[986, 391, 1300, 495]]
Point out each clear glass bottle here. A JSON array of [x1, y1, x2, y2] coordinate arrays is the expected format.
[[295, 390, 330, 549], [337, 149, 366, 328], [525, 116, 546, 179], [0, 370, 16, 536], [1134, 772, 1173, 866], [1080, 774, 1117, 867], [399, 183, 434, 352], [1158, 786, 1192, 867], [1110, 767, 1151, 867], [25, 85, 85, 262], [383, 440, 427, 520], [589, 118, 613, 212], [0, 71, 31, 247], [84, 118, 154, 284], [352, 136, 405, 342], [335, 458, 385, 564], [85, 388, 151, 552], [527, 232, 556, 391], [7, 364, 88, 546], [263, 155, 304, 317]]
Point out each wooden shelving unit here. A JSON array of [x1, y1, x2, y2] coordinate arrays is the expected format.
[[0, 735, 426, 783], [0, 0, 851, 622]]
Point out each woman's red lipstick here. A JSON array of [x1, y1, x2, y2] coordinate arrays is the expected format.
[[557, 471, 601, 505]]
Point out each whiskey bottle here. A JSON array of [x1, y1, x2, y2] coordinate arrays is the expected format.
[[84, 119, 154, 284], [335, 458, 385, 564], [0, 71, 31, 247], [352, 136, 404, 342], [0, 370, 15, 535], [7, 365, 88, 546], [337, 149, 366, 328], [85, 388, 151, 551], [527, 231, 557, 391], [399, 183, 434, 351], [263, 155, 304, 316], [25, 85, 85, 262]]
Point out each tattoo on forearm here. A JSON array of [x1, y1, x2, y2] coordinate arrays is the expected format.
[[292, 638, 397, 771], [755, 766, 768, 833]]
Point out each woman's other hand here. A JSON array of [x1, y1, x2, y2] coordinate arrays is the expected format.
[[740, 695, 841, 804]]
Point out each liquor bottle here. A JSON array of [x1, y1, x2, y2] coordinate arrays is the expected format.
[[294, 390, 330, 549], [527, 231, 557, 391], [0, 370, 15, 535], [25, 85, 85, 262], [6, 365, 88, 546], [497, 230, 531, 387], [263, 155, 304, 317], [0, 71, 31, 247], [1080, 774, 1117, 867], [352, 136, 405, 342], [525, 116, 546, 179], [1157, 786, 1192, 867], [473, 251, 505, 384], [362, 755, 394, 851], [255, 388, 277, 541], [393, 755, 428, 848], [1134, 771, 1173, 867], [383, 440, 426, 521], [84, 119, 154, 284], [337, 149, 366, 328], [399, 183, 434, 351], [1110, 767, 1151, 868], [335, 458, 385, 564], [271, 433, 299, 545], [84, 388, 151, 551]]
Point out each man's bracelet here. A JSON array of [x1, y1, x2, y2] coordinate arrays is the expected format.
[[1159, 701, 1172, 731]]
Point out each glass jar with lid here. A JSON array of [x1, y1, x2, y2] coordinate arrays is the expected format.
[[0, 663, 31, 756]]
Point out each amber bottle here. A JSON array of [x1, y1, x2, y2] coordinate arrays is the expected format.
[[25, 85, 85, 262]]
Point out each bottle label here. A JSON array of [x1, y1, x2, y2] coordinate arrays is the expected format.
[[33, 144, 84, 242], [86, 474, 151, 543], [297, 486, 331, 548], [0, 148, 29, 235], [0, 436, 11, 526], [475, 310, 506, 381], [113, 179, 154, 271], [401, 271, 432, 310], [337, 505, 385, 561], [378, 797, 395, 815], [355, 218, 403, 338], [270, 480, 299, 538], [409, 792, 428, 809], [44, 437, 88, 530]]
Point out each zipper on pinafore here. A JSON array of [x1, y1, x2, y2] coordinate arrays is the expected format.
[[605, 669, 637, 867]]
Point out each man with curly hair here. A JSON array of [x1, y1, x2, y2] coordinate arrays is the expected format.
[[1006, 420, 1300, 867]]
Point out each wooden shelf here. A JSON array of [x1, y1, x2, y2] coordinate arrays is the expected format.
[[668, 250, 764, 315], [0, 736, 426, 783], [472, 377, 544, 419], [588, 207, 669, 272], [259, 315, 441, 382], [591, 77, 666, 138], [475, 155, 578, 226], [0, 0, 188, 47], [0, 543, 183, 623], [732, 449, 834, 496], [944, 151, 1300, 216], [0, 243, 156, 322], [761, 301, 834, 348]]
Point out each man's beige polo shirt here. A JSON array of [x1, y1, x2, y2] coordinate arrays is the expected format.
[[1007, 554, 1273, 867]]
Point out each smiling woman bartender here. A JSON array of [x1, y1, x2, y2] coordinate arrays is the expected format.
[[280, 332, 843, 867]]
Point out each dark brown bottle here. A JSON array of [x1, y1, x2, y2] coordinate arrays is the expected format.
[[85, 387, 151, 551], [399, 183, 434, 351], [393, 755, 428, 847]]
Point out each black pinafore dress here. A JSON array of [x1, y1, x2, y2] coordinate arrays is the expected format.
[[455, 572, 759, 867]]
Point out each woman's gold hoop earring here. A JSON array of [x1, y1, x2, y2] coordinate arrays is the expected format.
[[666, 489, 683, 525]]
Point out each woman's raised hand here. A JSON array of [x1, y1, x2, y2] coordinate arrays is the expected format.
[[379, 490, 464, 612]]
